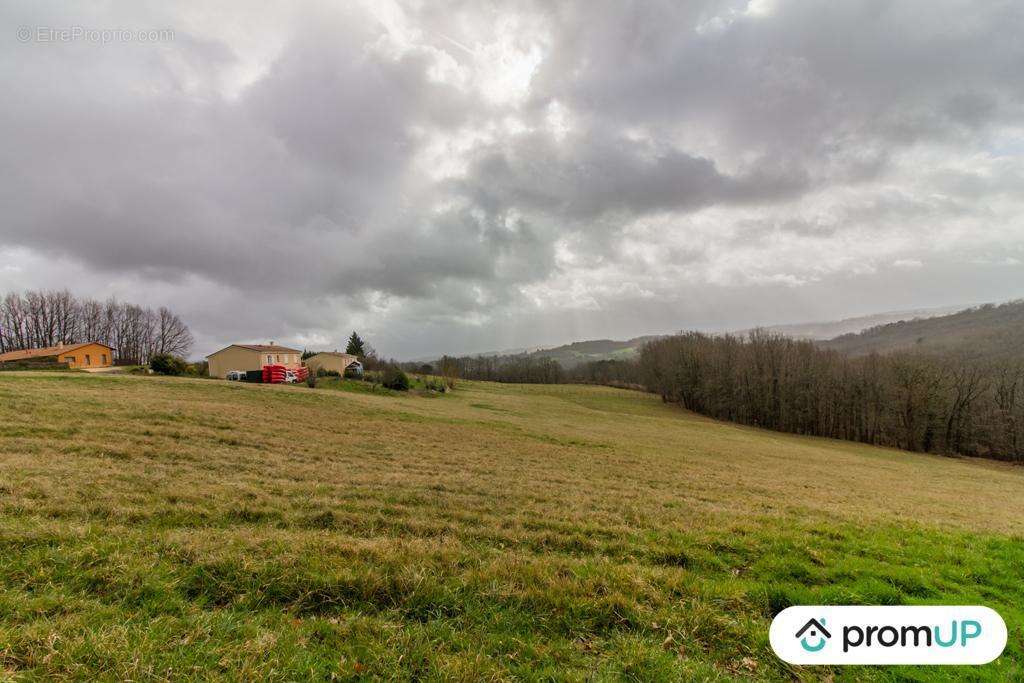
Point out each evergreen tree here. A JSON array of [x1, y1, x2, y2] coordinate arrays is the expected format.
[[346, 331, 366, 356]]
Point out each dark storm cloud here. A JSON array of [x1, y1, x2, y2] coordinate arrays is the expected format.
[[458, 132, 810, 221], [1, 0, 1022, 357], [320, 207, 554, 303], [0, 3, 478, 294]]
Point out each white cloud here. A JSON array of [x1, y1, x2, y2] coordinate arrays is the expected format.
[[893, 259, 924, 269]]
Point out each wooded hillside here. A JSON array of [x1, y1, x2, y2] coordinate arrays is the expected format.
[[821, 300, 1024, 360], [529, 336, 661, 368], [640, 331, 1024, 462]]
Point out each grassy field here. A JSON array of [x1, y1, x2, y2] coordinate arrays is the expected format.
[[1, 373, 1022, 680]]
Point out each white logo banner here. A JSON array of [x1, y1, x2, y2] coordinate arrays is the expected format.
[[770, 606, 1007, 665]]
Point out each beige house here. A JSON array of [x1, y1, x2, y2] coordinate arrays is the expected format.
[[0, 341, 114, 369], [206, 343, 302, 379], [305, 352, 362, 376]]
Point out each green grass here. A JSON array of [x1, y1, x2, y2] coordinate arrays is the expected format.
[[1, 373, 1022, 680]]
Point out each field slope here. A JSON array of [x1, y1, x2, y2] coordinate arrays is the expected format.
[[1, 373, 1023, 680]]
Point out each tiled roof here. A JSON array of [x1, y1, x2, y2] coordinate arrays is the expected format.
[[207, 343, 301, 357], [234, 344, 302, 353]]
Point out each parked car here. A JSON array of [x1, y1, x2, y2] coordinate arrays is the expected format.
[[284, 370, 298, 383], [226, 370, 246, 381]]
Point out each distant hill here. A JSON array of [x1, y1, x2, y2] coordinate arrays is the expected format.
[[430, 302, 1006, 368], [734, 304, 969, 340], [820, 300, 1024, 360], [523, 306, 966, 367], [529, 336, 662, 368], [414, 339, 659, 367], [443, 305, 975, 368]]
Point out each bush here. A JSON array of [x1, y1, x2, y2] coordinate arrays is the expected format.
[[149, 353, 188, 376], [381, 366, 410, 391], [0, 360, 69, 372], [186, 360, 209, 377], [423, 377, 447, 393]]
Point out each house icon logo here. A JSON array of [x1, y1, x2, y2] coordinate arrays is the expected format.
[[795, 617, 831, 652]]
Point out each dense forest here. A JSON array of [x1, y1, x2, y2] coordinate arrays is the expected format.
[[418, 352, 646, 387], [639, 331, 1023, 462], [431, 354, 566, 384], [0, 289, 193, 363]]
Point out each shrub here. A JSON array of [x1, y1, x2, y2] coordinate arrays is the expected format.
[[381, 366, 410, 391], [423, 377, 447, 393], [149, 353, 188, 376], [186, 360, 209, 377], [0, 360, 69, 372], [438, 356, 459, 389]]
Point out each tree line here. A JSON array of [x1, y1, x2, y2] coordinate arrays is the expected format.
[[426, 354, 566, 384], [638, 331, 1024, 462], [0, 289, 193, 364], [422, 353, 644, 387]]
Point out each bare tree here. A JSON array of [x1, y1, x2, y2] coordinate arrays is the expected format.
[[0, 289, 193, 365], [154, 307, 194, 357]]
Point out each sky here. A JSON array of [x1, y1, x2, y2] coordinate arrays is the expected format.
[[2, 0, 1023, 359]]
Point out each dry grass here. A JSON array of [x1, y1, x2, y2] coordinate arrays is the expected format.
[[1, 373, 1022, 680]]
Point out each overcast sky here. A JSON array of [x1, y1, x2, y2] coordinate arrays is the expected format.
[[2, 1, 1022, 359]]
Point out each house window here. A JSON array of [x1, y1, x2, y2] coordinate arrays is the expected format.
[[85, 354, 91, 365], [276, 354, 281, 363], [101, 354, 108, 364], [63, 356, 75, 364], [267, 355, 272, 364]]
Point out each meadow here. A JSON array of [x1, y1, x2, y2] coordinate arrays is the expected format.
[[0, 373, 1022, 680]]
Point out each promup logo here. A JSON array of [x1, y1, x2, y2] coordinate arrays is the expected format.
[[795, 618, 831, 652], [770, 606, 1006, 665]]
